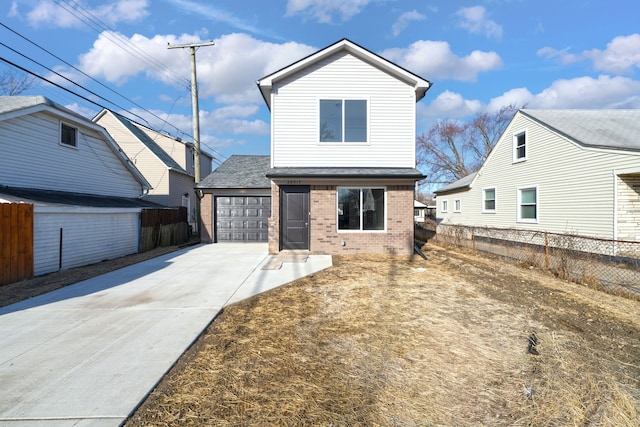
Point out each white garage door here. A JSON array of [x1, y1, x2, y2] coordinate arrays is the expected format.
[[216, 196, 270, 242]]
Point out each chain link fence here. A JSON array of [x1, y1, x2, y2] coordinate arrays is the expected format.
[[435, 224, 640, 299]]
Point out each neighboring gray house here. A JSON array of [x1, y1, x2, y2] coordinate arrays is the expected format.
[[198, 155, 271, 242], [0, 96, 156, 276], [435, 109, 640, 243], [94, 109, 214, 230]]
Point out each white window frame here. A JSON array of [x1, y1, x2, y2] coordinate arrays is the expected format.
[[513, 130, 527, 163], [60, 122, 78, 149], [319, 98, 369, 144], [454, 199, 461, 213], [336, 186, 386, 232], [441, 199, 449, 213], [517, 185, 538, 223], [482, 187, 497, 213]]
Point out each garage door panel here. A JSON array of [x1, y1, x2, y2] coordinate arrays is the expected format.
[[216, 196, 270, 242]]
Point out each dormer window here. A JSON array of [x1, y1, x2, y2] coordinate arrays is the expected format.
[[60, 123, 78, 148], [319, 99, 367, 143]]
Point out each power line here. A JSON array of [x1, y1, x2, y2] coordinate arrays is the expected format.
[[54, 0, 190, 89]]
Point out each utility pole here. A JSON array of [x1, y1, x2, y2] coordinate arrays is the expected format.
[[167, 40, 215, 184]]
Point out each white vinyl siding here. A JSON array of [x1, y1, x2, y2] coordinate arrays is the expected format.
[[617, 174, 640, 241], [436, 112, 640, 240], [33, 207, 139, 276], [271, 52, 417, 168], [0, 112, 142, 198]]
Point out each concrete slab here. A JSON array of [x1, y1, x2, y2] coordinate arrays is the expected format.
[[0, 244, 332, 427]]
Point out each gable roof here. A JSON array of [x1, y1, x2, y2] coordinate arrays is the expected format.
[[434, 108, 640, 195], [197, 155, 271, 189], [95, 110, 189, 175], [257, 38, 431, 110], [0, 96, 151, 190], [521, 109, 640, 152]]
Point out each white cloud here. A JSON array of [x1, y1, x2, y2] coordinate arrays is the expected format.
[[538, 34, 640, 75], [27, 0, 149, 28], [77, 31, 315, 105], [286, 0, 373, 23], [584, 34, 640, 74], [419, 90, 483, 118], [380, 40, 503, 82], [420, 75, 640, 123], [392, 10, 426, 37], [455, 6, 502, 39], [487, 75, 640, 111]]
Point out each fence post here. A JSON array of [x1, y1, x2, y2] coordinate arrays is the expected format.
[[472, 228, 476, 251], [545, 232, 550, 269]]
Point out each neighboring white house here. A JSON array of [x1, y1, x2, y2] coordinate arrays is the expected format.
[[414, 200, 428, 223], [94, 109, 214, 230], [200, 39, 431, 254], [434, 109, 640, 243], [0, 96, 156, 276]]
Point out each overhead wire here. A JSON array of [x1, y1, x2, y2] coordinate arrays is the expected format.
[[0, 6, 228, 164]]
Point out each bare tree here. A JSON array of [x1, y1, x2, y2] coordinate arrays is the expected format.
[[0, 69, 35, 96], [417, 104, 519, 186]]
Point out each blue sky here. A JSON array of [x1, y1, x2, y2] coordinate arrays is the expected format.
[[2, 0, 640, 167]]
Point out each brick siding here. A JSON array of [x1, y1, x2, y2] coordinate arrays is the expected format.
[[271, 182, 414, 255]]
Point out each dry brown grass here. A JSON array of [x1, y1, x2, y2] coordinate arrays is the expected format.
[[126, 244, 640, 426]]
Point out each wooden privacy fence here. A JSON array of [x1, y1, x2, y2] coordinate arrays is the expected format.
[[139, 207, 189, 252], [1, 203, 34, 286]]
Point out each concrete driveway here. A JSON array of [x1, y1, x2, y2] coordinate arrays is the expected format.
[[0, 243, 332, 426]]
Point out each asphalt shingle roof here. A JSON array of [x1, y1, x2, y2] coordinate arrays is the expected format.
[[521, 109, 640, 152], [198, 155, 271, 189], [266, 167, 424, 179], [0, 186, 163, 208], [434, 172, 476, 194]]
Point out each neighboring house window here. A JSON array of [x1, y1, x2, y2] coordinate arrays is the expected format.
[[454, 199, 461, 212], [483, 187, 496, 213], [320, 99, 367, 142], [441, 200, 448, 213], [518, 186, 538, 223], [60, 123, 78, 148], [337, 187, 384, 231], [513, 131, 527, 162]]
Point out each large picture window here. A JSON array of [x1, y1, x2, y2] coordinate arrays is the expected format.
[[320, 99, 367, 142], [337, 187, 384, 231]]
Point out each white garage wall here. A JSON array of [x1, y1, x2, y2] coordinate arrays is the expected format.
[[34, 207, 140, 276]]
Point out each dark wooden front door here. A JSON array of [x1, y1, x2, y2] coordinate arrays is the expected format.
[[280, 186, 310, 250]]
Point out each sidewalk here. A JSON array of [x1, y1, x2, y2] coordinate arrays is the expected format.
[[0, 243, 332, 426]]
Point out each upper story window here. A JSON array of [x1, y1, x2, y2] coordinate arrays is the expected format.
[[513, 131, 527, 162], [60, 123, 78, 148], [483, 187, 496, 213], [320, 99, 367, 143]]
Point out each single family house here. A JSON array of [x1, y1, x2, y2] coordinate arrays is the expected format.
[[94, 109, 214, 231], [199, 39, 431, 255], [434, 109, 640, 244], [0, 96, 156, 277]]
